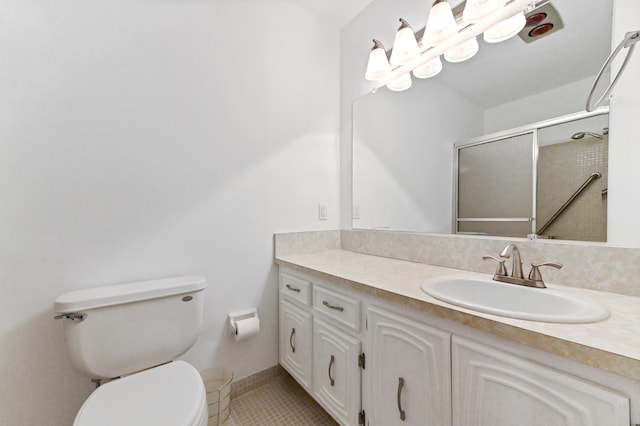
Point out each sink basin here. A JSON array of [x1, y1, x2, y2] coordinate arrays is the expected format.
[[420, 276, 609, 323]]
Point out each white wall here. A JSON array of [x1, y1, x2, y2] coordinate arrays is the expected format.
[[0, 1, 339, 424], [608, 0, 640, 246], [352, 82, 483, 232], [483, 76, 598, 134]]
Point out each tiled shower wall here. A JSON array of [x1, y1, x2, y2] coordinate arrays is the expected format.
[[274, 230, 640, 297], [538, 135, 608, 241]]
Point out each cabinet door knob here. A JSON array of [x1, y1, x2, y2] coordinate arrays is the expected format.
[[328, 355, 335, 387], [289, 328, 296, 353], [397, 377, 406, 421], [286, 284, 301, 293]]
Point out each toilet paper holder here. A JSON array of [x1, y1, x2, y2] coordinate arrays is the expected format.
[[228, 308, 259, 335]]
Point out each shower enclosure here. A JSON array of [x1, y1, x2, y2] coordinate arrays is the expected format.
[[454, 109, 609, 242]]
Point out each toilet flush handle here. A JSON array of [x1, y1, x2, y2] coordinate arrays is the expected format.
[[54, 313, 87, 322]]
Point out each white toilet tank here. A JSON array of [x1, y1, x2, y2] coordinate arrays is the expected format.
[[54, 275, 207, 379]]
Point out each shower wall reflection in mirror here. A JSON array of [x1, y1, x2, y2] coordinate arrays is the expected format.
[[455, 111, 608, 242], [352, 0, 614, 243]]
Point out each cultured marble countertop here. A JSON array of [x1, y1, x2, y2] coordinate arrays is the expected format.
[[275, 250, 640, 381]]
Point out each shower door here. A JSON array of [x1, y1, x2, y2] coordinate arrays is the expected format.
[[455, 132, 536, 238]]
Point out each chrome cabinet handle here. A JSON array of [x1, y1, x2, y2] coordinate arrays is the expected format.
[[289, 328, 296, 353], [397, 377, 406, 421], [328, 355, 335, 387], [286, 284, 301, 293], [322, 301, 344, 312], [53, 313, 86, 322]]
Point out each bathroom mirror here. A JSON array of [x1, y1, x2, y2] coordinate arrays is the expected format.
[[352, 0, 614, 241]]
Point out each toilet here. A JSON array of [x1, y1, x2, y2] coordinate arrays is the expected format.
[[54, 275, 208, 426]]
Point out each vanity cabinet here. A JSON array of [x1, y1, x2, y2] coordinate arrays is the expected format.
[[452, 336, 630, 426], [367, 306, 451, 425], [278, 267, 635, 426]]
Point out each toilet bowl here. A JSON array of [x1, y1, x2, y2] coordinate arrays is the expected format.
[[74, 361, 207, 426], [54, 276, 208, 426]]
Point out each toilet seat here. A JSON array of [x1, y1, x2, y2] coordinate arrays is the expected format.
[[74, 360, 207, 426]]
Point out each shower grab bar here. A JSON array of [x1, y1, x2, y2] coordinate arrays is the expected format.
[[537, 172, 601, 235], [586, 30, 639, 112], [457, 217, 532, 222]]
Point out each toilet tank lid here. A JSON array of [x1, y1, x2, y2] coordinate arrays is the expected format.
[[54, 275, 207, 313]]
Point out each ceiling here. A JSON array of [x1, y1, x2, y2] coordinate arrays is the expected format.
[[287, 0, 374, 27]]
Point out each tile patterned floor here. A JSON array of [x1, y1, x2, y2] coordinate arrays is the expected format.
[[225, 373, 338, 425]]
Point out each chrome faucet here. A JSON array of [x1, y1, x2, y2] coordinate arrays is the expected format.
[[483, 243, 563, 288], [500, 243, 523, 279]]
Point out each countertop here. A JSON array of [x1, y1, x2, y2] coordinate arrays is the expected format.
[[275, 250, 640, 381]]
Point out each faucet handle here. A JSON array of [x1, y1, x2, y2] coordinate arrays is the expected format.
[[482, 255, 508, 276], [528, 262, 563, 283]]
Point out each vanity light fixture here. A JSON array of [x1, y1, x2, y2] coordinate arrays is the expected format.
[[365, 0, 533, 92], [462, 0, 507, 23], [423, 0, 458, 46], [365, 39, 392, 81], [413, 56, 443, 79], [444, 36, 479, 62], [386, 72, 413, 91], [389, 19, 421, 66], [483, 11, 527, 43]]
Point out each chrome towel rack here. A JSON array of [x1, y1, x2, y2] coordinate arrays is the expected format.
[[586, 30, 639, 112]]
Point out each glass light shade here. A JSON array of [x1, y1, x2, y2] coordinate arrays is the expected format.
[[389, 23, 420, 66], [462, 0, 507, 23], [365, 46, 392, 81], [484, 12, 526, 43], [444, 37, 479, 63], [386, 73, 412, 91], [413, 56, 443, 79], [423, 1, 458, 46]]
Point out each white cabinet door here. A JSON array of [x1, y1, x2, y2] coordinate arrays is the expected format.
[[313, 318, 361, 426], [279, 299, 313, 391], [452, 336, 630, 426], [368, 306, 451, 426]]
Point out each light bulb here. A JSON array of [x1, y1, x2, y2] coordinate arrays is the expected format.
[[386, 73, 412, 91], [413, 56, 443, 79], [423, 0, 458, 46], [462, 0, 507, 23], [484, 12, 526, 43], [365, 39, 392, 81], [444, 37, 479, 63], [389, 19, 420, 66]]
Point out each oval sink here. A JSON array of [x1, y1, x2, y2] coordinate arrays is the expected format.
[[420, 276, 609, 323]]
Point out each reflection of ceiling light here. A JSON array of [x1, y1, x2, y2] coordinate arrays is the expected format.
[[463, 0, 507, 23], [484, 12, 526, 43], [413, 56, 443, 79], [423, 0, 458, 46], [529, 23, 554, 38], [444, 37, 479, 62], [525, 12, 547, 27], [365, 39, 391, 81], [386, 73, 412, 91], [390, 19, 421, 66]]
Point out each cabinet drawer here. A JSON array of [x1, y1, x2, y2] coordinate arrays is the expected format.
[[280, 273, 312, 306], [313, 286, 360, 332]]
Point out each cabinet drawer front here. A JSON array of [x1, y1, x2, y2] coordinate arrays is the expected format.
[[280, 273, 312, 306], [313, 286, 361, 332]]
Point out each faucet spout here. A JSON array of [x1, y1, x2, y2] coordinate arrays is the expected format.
[[500, 244, 524, 279]]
